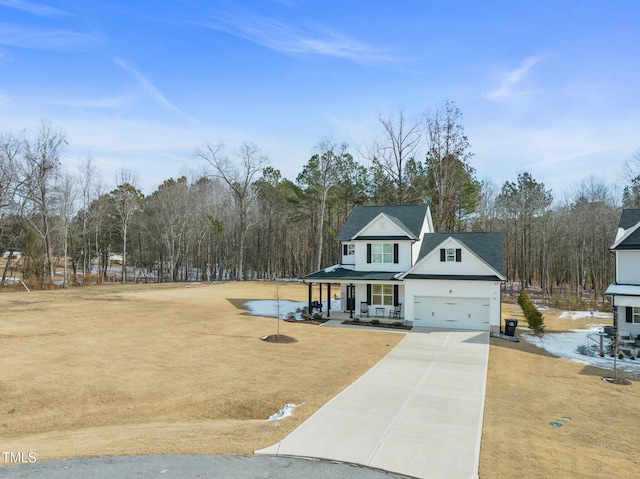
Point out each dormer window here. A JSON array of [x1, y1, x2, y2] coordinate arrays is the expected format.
[[440, 248, 462, 262]]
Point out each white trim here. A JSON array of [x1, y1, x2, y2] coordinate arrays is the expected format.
[[351, 212, 416, 240], [399, 236, 506, 281], [611, 220, 640, 249]]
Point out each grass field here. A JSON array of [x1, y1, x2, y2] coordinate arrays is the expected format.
[[1, 282, 638, 478]]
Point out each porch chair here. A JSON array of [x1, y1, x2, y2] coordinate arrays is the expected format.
[[389, 303, 402, 320], [360, 302, 370, 318]]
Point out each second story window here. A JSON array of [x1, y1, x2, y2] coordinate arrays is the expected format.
[[343, 244, 355, 256], [367, 243, 398, 264], [372, 243, 393, 263]]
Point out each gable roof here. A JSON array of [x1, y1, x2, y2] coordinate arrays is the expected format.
[[415, 232, 505, 276], [619, 209, 640, 230], [612, 209, 640, 250], [336, 205, 429, 241]]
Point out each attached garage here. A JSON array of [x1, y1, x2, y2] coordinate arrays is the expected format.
[[413, 296, 490, 330]]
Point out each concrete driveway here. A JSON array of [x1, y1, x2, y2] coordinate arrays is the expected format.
[[256, 329, 489, 479]]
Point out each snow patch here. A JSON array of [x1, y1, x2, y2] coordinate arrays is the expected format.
[[245, 299, 341, 319], [267, 403, 304, 422], [522, 328, 640, 374], [559, 310, 613, 321]]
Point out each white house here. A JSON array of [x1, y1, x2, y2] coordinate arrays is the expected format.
[[606, 209, 640, 340], [304, 205, 505, 333]]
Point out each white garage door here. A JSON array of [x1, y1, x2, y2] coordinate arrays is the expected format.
[[414, 296, 490, 330]]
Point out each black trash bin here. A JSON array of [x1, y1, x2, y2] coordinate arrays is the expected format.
[[504, 319, 518, 337]]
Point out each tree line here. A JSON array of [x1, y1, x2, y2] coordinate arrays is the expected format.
[[1, 107, 638, 305]]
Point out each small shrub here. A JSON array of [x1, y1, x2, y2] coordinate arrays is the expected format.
[[371, 319, 380, 325], [312, 312, 322, 320], [576, 344, 596, 357], [518, 289, 545, 335], [352, 318, 360, 323]]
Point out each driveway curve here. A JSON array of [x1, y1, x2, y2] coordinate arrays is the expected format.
[[256, 329, 489, 479], [0, 455, 406, 479]]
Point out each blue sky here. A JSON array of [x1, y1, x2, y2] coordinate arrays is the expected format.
[[1, 0, 638, 198]]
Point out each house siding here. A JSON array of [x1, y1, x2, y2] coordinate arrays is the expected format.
[[616, 250, 640, 284], [414, 238, 492, 276], [354, 241, 412, 271]]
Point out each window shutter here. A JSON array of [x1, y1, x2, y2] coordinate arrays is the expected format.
[[440, 248, 446, 262], [394, 284, 399, 306], [626, 307, 633, 323], [367, 284, 372, 305], [343, 244, 348, 256], [393, 243, 399, 263], [456, 248, 462, 262], [367, 244, 372, 263]]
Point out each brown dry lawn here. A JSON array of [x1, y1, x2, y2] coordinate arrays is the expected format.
[[480, 304, 640, 478], [1, 283, 638, 478], [0, 282, 402, 462]]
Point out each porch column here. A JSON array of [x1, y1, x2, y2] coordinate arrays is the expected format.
[[327, 283, 331, 317], [308, 282, 312, 315], [319, 283, 323, 311]]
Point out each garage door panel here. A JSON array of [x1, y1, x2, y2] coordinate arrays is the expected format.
[[414, 296, 489, 331]]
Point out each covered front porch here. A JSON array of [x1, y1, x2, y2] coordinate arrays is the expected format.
[[304, 270, 405, 321]]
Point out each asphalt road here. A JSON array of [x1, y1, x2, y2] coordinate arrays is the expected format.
[[0, 455, 410, 479]]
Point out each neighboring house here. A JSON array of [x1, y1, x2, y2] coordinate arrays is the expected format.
[[606, 209, 640, 339], [304, 205, 505, 332]]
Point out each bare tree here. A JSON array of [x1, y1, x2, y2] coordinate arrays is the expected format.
[[424, 101, 478, 231], [196, 141, 268, 280], [16, 121, 66, 286], [621, 149, 640, 207], [56, 170, 77, 287], [77, 155, 99, 282], [365, 109, 422, 205], [110, 170, 143, 284]]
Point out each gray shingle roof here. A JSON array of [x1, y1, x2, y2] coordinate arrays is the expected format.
[[416, 232, 505, 276], [613, 209, 640, 250], [336, 205, 429, 241], [304, 268, 400, 281], [619, 209, 640, 230]]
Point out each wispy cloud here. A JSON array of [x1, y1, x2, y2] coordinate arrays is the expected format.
[[0, 23, 97, 50], [196, 7, 396, 64], [114, 57, 197, 123], [485, 56, 542, 101], [49, 94, 136, 110], [0, 0, 69, 16]]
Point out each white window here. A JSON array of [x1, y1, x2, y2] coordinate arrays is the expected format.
[[372, 244, 393, 263], [634, 307, 640, 323], [372, 284, 394, 306], [347, 244, 355, 255], [446, 248, 455, 262]]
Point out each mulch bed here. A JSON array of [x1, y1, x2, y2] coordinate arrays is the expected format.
[[603, 377, 633, 385], [261, 334, 298, 343], [283, 318, 330, 325], [342, 320, 412, 330]]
